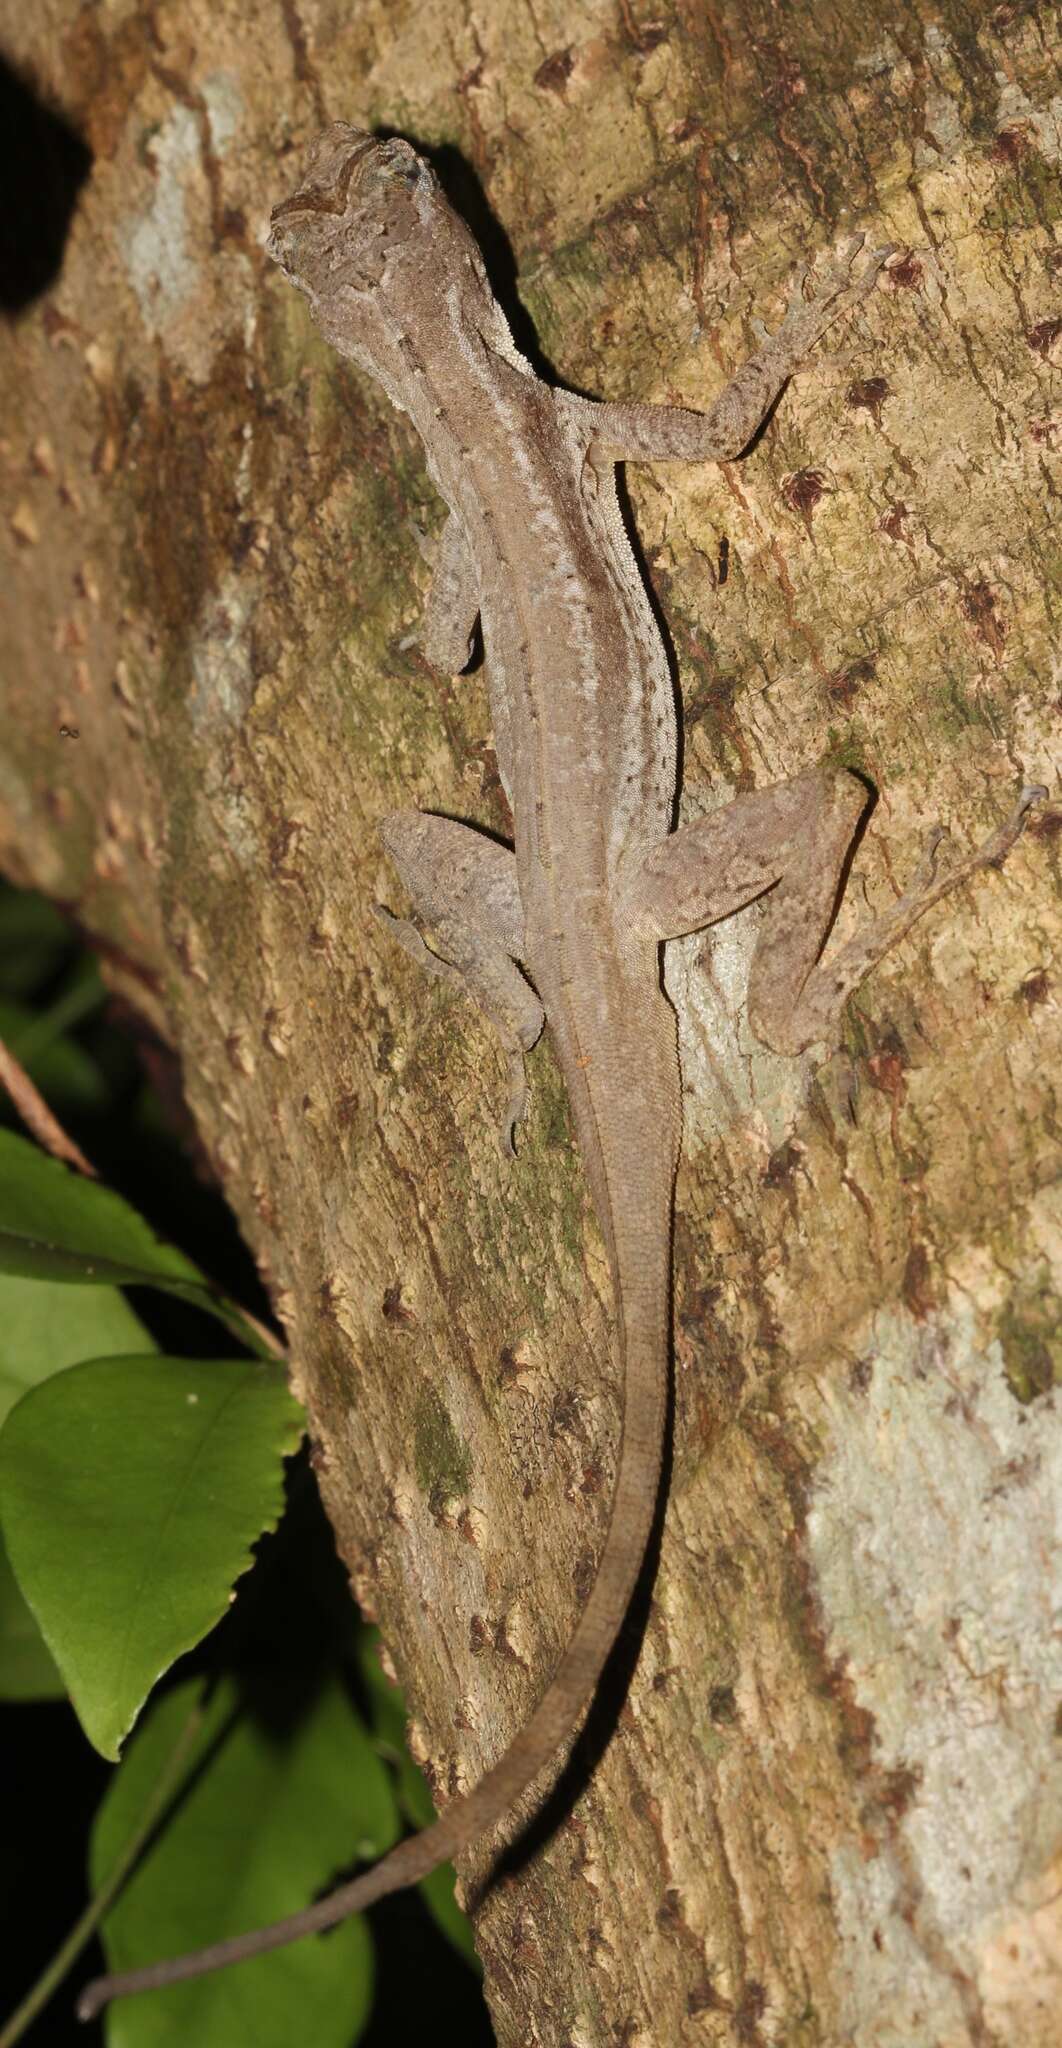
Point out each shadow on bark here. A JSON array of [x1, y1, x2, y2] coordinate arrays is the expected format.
[[0, 52, 92, 314]]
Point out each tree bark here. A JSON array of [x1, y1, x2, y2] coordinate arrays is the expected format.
[[2, 3, 1060, 2043]]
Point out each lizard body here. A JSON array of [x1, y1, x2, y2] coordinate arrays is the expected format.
[[80, 127, 1044, 2017]]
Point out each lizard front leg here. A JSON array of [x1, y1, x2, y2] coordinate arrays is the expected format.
[[417, 512, 517, 809], [576, 234, 893, 468], [376, 811, 544, 1151], [619, 765, 1045, 1054], [420, 512, 480, 674]]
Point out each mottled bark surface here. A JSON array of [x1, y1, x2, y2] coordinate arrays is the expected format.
[[1, 4, 1060, 2043]]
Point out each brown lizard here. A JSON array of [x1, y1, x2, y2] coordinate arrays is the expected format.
[[79, 125, 1044, 2017]]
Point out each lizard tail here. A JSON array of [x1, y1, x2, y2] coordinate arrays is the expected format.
[[78, 1108, 673, 2020], [78, 983, 679, 2023]]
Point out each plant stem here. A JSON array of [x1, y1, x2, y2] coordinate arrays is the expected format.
[[0, 1690, 207, 2047], [0, 1034, 96, 1178]]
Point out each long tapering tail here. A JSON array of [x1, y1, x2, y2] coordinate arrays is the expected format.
[[77, 1230, 668, 2021]]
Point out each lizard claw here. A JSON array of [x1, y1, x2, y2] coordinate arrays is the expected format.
[[770, 231, 893, 362], [499, 1049, 530, 1158], [852, 242, 899, 300], [982, 782, 1050, 863], [783, 263, 811, 319], [907, 821, 946, 895]]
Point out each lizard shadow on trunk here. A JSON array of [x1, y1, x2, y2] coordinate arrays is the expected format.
[[479, 1338, 675, 1899], [375, 129, 555, 383]]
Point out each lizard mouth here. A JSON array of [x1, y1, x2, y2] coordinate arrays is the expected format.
[[267, 128, 425, 253], [268, 131, 377, 239], [265, 128, 432, 297]]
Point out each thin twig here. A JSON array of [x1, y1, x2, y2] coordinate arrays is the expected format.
[[0, 1030, 288, 1359], [0, 1033, 96, 1177], [0, 1690, 208, 2047], [229, 1303, 287, 1361]]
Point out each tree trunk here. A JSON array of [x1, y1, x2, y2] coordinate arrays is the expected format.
[[2, 3, 1060, 2043]]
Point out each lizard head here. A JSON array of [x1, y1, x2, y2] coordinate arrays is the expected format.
[[267, 125, 492, 342]]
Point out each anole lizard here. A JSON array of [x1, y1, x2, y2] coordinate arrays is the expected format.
[[79, 126, 1044, 2017]]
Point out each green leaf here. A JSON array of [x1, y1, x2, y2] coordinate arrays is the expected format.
[[0, 1355, 304, 1756], [0, 1127, 206, 1287], [0, 1535, 64, 1699], [91, 1676, 396, 2048], [0, 1270, 154, 1428], [0, 1130, 269, 1354], [356, 1628, 479, 1969], [0, 1272, 155, 1700]]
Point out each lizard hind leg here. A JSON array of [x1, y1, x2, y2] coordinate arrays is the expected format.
[[419, 512, 480, 675], [376, 810, 545, 1153], [769, 780, 1048, 1053], [619, 766, 1046, 1056]]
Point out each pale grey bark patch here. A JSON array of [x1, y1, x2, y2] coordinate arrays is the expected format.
[[801, 1241, 1062, 2043]]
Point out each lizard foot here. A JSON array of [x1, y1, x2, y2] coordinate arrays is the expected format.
[[833, 779, 1048, 988], [373, 904, 468, 994], [763, 234, 898, 368], [769, 782, 1048, 1053], [500, 1054, 529, 1160], [374, 905, 536, 1159], [798, 233, 897, 316]]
